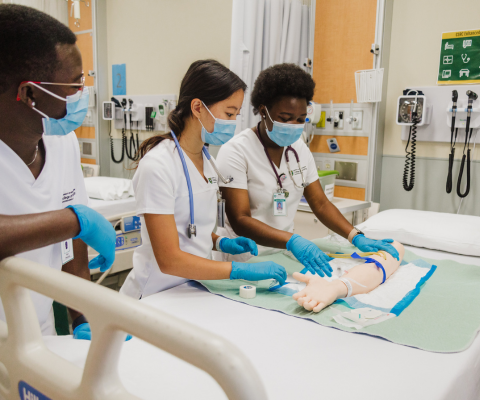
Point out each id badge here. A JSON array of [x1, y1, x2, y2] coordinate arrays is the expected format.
[[61, 238, 74, 265], [273, 192, 287, 216]]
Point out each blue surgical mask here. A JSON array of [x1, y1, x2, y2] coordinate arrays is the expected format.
[[264, 107, 305, 147], [199, 101, 237, 145], [30, 83, 90, 136]]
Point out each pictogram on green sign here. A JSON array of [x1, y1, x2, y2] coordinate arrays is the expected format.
[[437, 29, 480, 85]]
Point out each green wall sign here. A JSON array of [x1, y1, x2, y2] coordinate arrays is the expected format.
[[437, 29, 480, 85]]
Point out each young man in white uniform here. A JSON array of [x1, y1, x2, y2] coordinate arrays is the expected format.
[[0, 5, 117, 338], [215, 64, 399, 277]]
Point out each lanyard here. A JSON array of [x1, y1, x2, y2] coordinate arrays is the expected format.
[[255, 122, 285, 189], [255, 122, 306, 189]]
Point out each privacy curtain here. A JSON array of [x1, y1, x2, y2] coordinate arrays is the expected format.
[[230, 0, 311, 132], [2, 0, 68, 25]]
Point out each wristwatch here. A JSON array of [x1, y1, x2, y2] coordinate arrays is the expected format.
[[348, 227, 365, 243]]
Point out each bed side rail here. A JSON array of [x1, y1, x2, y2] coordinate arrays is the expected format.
[[0, 256, 267, 400]]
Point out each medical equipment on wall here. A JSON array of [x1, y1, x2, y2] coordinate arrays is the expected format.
[[108, 94, 177, 132], [446, 90, 459, 193], [170, 131, 233, 237], [68, 0, 89, 28], [105, 95, 176, 163], [102, 101, 114, 120], [444, 89, 480, 202], [396, 89, 432, 191], [106, 97, 136, 163], [326, 100, 337, 125], [455, 90, 478, 198], [303, 101, 321, 146], [327, 138, 340, 153], [355, 68, 384, 103]]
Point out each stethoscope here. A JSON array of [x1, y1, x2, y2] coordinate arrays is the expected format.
[[285, 146, 307, 189], [255, 122, 307, 194], [170, 131, 232, 238]]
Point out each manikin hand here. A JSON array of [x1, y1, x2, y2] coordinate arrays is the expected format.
[[292, 272, 347, 313]]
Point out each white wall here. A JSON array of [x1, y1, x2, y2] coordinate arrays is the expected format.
[[383, 0, 480, 160], [105, 0, 233, 139]]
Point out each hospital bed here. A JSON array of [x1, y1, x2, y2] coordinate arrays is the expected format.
[[0, 256, 265, 400], [37, 244, 480, 400], [43, 209, 480, 399], [3, 210, 480, 398]]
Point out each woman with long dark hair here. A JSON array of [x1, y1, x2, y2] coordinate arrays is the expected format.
[[121, 60, 286, 299]]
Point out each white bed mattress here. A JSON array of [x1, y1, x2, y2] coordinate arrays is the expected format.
[[88, 197, 136, 220], [43, 246, 480, 400]]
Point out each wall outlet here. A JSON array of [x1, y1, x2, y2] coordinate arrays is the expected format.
[[324, 159, 334, 170]]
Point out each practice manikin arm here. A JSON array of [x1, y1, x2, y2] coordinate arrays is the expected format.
[[292, 241, 405, 313]]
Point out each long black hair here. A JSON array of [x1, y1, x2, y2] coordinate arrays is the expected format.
[[138, 59, 246, 160]]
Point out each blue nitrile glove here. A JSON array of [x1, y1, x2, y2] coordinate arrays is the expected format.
[[230, 261, 287, 285], [67, 204, 116, 272], [286, 234, 333, 277], [219, 237, 258, 256], [72, 316, 132, 341], [352, 234, 399, 261]]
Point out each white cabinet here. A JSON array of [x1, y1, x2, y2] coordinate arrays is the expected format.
[[293, 211, 353, 240], [293, 197, 371, 240]]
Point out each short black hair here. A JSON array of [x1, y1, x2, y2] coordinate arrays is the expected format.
[[0, 4, 77, 94], [251, 63, 316, 114]]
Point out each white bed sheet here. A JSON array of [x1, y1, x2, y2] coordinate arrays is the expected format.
[[404, 244, 480, 266], [88, 197, 136, 220], [44, 246, 480, 400]]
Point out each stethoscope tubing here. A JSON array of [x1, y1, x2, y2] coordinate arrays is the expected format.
[[171, 131, 195, 226]]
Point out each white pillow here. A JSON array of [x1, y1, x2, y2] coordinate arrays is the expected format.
[[357, 209, 480, 257], [85, 177, 134, 201]]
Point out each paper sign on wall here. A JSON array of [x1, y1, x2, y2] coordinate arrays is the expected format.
[[437, 29, 480, 85], [112, 63, 126, 95]]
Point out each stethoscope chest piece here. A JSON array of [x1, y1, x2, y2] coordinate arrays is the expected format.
[[188, 223, 197, 238]]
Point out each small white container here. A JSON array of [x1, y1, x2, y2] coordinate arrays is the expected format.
[[318, 171, 338, 201]]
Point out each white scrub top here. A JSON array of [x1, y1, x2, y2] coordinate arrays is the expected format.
[[214, 128, 318, 262], [0, 132, 88, 335], [120, 139, 219, 299]]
